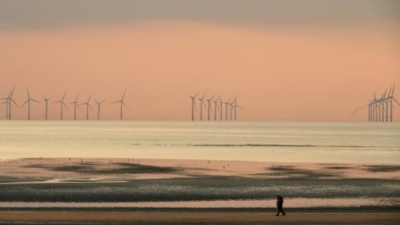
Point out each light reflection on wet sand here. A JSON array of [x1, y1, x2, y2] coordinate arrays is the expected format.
[[1, 197, 398, 208]]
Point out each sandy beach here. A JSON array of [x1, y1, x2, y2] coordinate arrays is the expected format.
[[0, 212, 399, 224]]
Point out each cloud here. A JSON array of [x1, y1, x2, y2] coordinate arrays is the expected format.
[[0, 0, 399, 30]]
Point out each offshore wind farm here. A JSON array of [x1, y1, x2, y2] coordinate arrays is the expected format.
[[0, 1, 400, 224]]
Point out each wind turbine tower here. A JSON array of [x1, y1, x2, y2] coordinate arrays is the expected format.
[[94, 99, 106, 120], [219, 98, 223, 121], [206, 94, 215, 121], [21, 88, 40, 120], [6, 86, 18, 120], [70, 93, 80, 120], [53, 92, 68, 120], [81, 94, 93, 120], [112, 90, 129, 120], [198, 91, 207, 121], [186, 91, 200, 121], [41, 95, 52, 120], [213, 96, 220, 121]]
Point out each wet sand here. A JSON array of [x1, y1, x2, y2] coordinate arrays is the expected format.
[[0, 212, 399, 223], [1, 157, 400, 180]]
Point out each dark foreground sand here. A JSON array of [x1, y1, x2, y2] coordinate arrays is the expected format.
[[0, 212, 399, 224]]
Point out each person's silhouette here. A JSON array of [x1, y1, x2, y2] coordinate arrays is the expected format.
[[275, 195, 286, 216]]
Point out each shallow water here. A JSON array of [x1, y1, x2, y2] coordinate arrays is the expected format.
[[0, 121, 399, 163]]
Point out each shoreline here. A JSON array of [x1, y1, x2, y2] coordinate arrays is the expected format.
[[0, 212, 399, 223]]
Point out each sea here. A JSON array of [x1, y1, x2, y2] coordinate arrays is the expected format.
[[0, 121, 399, 163]]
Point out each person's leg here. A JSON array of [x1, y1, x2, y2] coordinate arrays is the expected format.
[[276, 208, 280, 216], [281, 208, 286, 216]]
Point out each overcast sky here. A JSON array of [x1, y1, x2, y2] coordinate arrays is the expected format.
[[1, 0, 399, 29]]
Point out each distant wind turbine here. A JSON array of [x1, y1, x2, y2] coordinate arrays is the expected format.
[[206, 94, 215, 121], [94, 99, 106, 120], [41, 95, 52, 120], [70, 93, 80, 120], [186, 91, 200, 121], [111, 90, 129, 120], [388, 84, 400, 122], [232, 97, 243, 121], [212, 95, 220, 121], [53, 92, 68, 120], [380, 89, 387, 122], [223, 99, 231, 121], [81, 94, 93, 120], [198, 91, 207, 121], [21, 88, 40, 120], [219, 98, 223, 121], [2, 86, 18, 120]]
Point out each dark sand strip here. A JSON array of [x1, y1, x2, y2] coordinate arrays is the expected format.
[[0, 213, 399, 223]]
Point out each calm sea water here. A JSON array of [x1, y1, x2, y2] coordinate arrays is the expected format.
[[0, 121, 399, 163]]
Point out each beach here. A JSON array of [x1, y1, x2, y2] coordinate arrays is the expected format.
[[0, 212, 399, 224], [0, 122, 399, 223]]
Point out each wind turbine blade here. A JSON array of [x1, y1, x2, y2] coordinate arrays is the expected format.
[[11, 99, 18, 107], [63, 103, 69, 110], [89, 104, 93, 110], [123, 102, 130, 111], [237, 105, 244, 109], [122, 89, 127, 100], [185, 94, 192, 98], [210, 94, 215, 101], [93, 99, 99, 104], [381, 88, 387, 99], [201, 90, 208, 99], [21, 100, 29, 107], [392, 84, 396, 96], [202, 100, 207, 108], [393, 98, 400, 106], [76, 93, 79, 101], [100, 100, 106, 104], [110, 101, 119, 104], [193, 91, 201, 98], [88, 94, 92, 102], [32, 99, 40, 103], [77, 104, 81, 110], [10, 85, 16, 96], [62, 92, 66, 101], [26, 87, 30, 98]]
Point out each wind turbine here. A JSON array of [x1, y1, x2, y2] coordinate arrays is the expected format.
[[53, 92, 68, 120], [219, 98, 223, 121], [70, 93, 80, 120], [111, 90, 129, 120], [206, 94, 215, 121], [94, 99, 106, 120], [21, 88, 40, 120], [0, 91, 10, 119], [380, 89, 387, 122], [2, 86, 18, 120], [232, 97, 243, 121], [212, 95, 220, 121], [223, 99, 231, 121], [81, 94, 93, 120], [389, 84, 400, 122], [373, 93, 379, 122], [41, 95, 52, 120], [198, 91, 207, 121], [186, 91, 200, 121]]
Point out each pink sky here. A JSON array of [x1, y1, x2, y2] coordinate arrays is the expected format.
[[1, 21, 399, 121]]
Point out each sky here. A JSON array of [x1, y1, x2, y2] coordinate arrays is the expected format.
[[1, 0, 399, 121]]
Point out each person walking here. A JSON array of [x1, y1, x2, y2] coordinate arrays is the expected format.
[[276, 195, 286, 216]]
